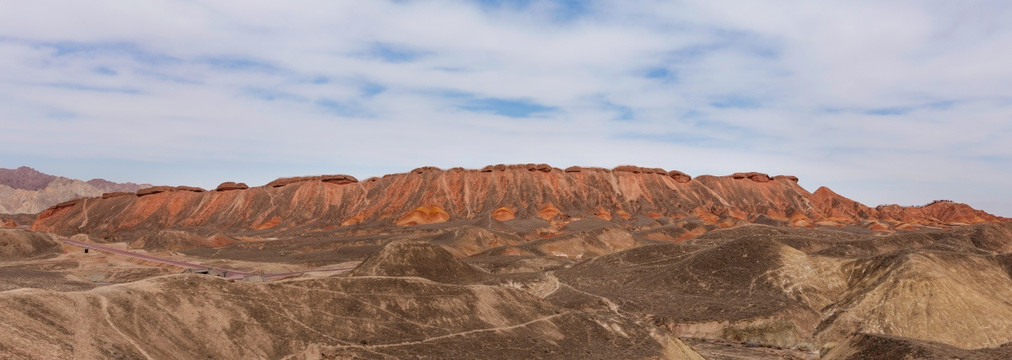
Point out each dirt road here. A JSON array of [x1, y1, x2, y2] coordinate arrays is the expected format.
[[61, 237, 354, 280]]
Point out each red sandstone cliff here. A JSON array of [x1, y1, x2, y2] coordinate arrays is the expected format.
[[31, 165, 1006, 238]]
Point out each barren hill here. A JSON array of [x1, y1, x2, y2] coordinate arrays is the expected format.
[[823, 333, 1012, 360], [0, 260, 703, 359], [0, 166, 150, 215], [6, 164, 1012, 359], [554, 222, 1012, 351]]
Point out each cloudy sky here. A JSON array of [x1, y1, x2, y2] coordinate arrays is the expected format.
[[1, 0, 1010, 215]]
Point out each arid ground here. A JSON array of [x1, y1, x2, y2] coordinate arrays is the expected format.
[[2, 165, 1011, 359]]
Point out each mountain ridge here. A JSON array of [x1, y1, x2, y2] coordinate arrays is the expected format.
[[32, 164, 1007, 241], [0, 166, 151, 215]]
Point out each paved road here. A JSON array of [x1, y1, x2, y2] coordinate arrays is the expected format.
[[61, 237, 355, 280]]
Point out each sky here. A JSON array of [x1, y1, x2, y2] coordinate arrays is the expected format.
[[0, 0, 1010, 216]]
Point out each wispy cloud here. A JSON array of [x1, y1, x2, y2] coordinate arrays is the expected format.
[[0, 0, 1010, 215]]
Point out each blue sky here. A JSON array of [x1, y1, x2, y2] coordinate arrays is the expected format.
[[0, 0, 1010, 216]]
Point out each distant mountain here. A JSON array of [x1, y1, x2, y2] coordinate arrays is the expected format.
[[0, 166, 151, 214], [0, 166, 56, 191]]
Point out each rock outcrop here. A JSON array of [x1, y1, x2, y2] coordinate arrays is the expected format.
[[668, 170, 692, 183], [30, 165, 1007, 240], [731, 172, 772, 182], [101, 192, 133, 199], [174, 186, 206, 193], [137, 186, 175, 197], [215, 182, 249, 191], [267, 175, 357, 187]]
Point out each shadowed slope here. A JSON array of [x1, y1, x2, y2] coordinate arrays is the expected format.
[[555, 224, 1012, 350], [556, 233, 844, 348], [823, 333, 1012, 360]]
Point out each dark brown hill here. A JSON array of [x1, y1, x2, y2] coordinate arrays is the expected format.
[[32, 165, 1007, 242], [823, 333, 1012, 360], [0, 166, 56, 191]]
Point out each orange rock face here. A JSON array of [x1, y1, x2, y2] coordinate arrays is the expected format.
[[492, 207, 516, 221], [174, 186, 206, 193], [810, 186, 879, 222], [396, 206, 450, 226], [137, 186, 174, 197], [30, 165, 1008, 239], [667, 170, 691, 183], [268, 174, 358, 187], [215, 182, 249, 191], [876, 200, 1002, 225], [537, 204, 562, 220], [102, 192, 133, 199]]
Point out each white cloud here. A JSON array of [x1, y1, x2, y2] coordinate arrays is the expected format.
[[0, 0, 1010, 215]]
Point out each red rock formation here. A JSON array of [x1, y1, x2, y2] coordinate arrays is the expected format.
[[30, 165, 1007, 239], [215, 182, 248, 191], [137, 186, 174, 197], [613, 165, 643, 173], [102, 192, 133, 199], [747, 172, 772, 182], [810, 187, 879, 222], [321, 175, 357, 184], [774, 175, 800, 183], [267, 177, 311, 187], [668, 170, 692, 183], [1, 219, 16, 228], [732, 172, 771, 182], [876, 201, 1003, 225], [492, 207, 515, 221], [411, 166, 441, 174], [537, 204, 562, 220], [174, 186, 206, 193], [267, 175, 356, 187], [396, 206, 450, 226]]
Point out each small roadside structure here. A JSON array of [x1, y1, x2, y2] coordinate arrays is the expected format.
[[182, 268, 227, 277]]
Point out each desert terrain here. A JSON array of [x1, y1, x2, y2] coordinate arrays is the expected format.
[[2, 164, 1011, 359]]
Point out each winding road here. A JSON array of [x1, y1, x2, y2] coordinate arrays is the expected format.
[[60, 237, 356, 280]]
